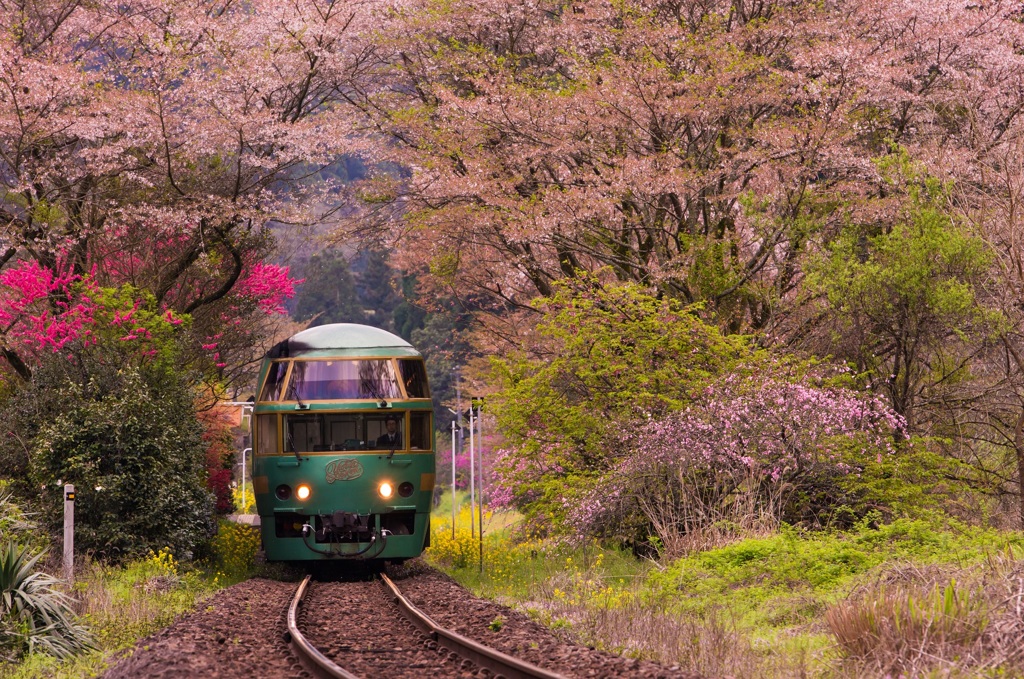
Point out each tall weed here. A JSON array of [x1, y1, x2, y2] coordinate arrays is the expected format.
[[207, 520, 260, 584], [827, 550, 1024, 676]]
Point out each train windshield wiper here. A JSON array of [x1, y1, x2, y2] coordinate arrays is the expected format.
[[287, 433, 302, 463]]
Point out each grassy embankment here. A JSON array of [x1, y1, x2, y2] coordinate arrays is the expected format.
[[2, 488, 262, 679], [427, 493, 1024, 678]]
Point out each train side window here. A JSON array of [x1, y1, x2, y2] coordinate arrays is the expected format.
[[409, 412, 431, 450], [260, 361, 288, 401], [287, 414, 322, 452], [399, 360, 430, 398], [256, 415, 278, 454]]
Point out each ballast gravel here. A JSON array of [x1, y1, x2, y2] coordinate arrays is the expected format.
[[100, 563, 701, 678]]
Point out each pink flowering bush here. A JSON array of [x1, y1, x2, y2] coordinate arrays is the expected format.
[[567, 370, 906, 554], [0, 260, 99, 360]]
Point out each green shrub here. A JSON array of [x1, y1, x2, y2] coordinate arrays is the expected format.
[[0, 484, 46, 554], [27, 365, 215, 562]]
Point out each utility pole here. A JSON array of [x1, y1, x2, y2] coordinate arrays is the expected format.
[[449, 418, 457, 539], [455, 374, 463, 531], [469, 406, 476, 538]]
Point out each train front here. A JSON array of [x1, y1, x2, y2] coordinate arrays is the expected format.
[[251, 324, 435, 563]]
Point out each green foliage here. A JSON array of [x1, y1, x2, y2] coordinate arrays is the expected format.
[[0, 543, 94, 662], [0, 485, 45, 554], [85, 285, 191, 373], [489, 275, 754, 531], [0, 286, 216, 563], [644, 519, 1024, 628], [806, 151, 1002, 424], [833, 438, 986, 525], [27, 365, 215, 562], [292, 249, 367, 326], [410, 306, 474, 429], [353, 248, 401, 330]]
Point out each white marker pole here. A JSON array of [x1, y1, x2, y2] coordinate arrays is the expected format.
[[63, 484, 75, 584], [241, 447, 251, 512]]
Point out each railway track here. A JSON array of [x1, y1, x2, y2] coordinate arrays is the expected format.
[[287, 573, 567, 679]]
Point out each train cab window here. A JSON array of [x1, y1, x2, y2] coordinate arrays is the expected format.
[[409, 412, 432, 450], [285, 360, 402, 401], [399, 360, 430, 398], [283, 413, 407, 452], [260, 362, 288, 401], [256, 415, 278, 454]]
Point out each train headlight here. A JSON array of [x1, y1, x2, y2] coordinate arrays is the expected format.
[[398, 481, 414, 498], [378, 482, 394, 499], [296, 484, 312, 501]]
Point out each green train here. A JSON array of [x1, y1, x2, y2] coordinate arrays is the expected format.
[[251, 324, 434, 563]]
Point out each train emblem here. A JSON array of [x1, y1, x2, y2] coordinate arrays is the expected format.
[[325, 458, 363, 483]]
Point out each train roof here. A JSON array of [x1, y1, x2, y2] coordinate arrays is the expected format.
[[266, 323, 418, 359]]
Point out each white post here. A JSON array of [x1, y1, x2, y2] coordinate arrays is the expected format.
[[468, 407, 476, 538], [63, 484, 75, 584], [241, 447, 251, 513], [450, 420, 457, 539]]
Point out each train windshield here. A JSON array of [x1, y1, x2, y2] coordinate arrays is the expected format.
[[284, 360, 401, 401], [283, 413, 417, 452], [398, 360, 430, 398]]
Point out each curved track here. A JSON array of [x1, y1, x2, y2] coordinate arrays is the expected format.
[[287, 574, 567, 679]]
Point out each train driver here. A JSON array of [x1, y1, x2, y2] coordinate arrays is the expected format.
[[376, 415, 402, 449]]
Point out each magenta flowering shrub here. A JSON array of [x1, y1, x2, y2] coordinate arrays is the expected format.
[[435, 432, 500, 493], [234, 262, 301, 316], [0, 255, 299, 384], [568, 372, 906, 550], [0, 260, 100, 358]]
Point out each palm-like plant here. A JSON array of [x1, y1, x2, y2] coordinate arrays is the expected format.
[[0, 542, 94, 659]]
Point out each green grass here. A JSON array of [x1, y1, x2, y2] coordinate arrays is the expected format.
[[648, 519, 1024, 628], [427, 506, 1024, 677], [1, 521, 263, 679], [2, 555, 215, 678]]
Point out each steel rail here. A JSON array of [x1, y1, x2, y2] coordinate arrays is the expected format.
[[380, 573, 568, 679], [286, 575, 361, 679]]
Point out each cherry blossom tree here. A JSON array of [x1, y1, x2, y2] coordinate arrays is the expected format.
[[350, 0, 1024, 335], [0, 0, 374, 380]]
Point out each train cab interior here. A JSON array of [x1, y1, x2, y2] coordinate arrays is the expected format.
[[256, 412, 432, 454]]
